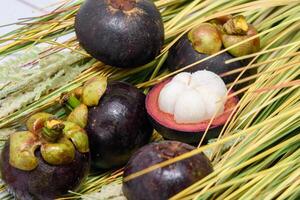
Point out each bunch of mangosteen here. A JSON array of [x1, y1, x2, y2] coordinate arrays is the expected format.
[[0, 0, 260, 199]]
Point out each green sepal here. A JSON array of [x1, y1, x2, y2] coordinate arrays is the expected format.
[[223, 15, 248, 35], [9, 131, 40, 171], [67, 95, 82, 109], [188, 23, 222, 55], [63, 121, 89, 153], [40, 137, 75, 165], [221, 25, 260, 57], [26, 112, 53, 134], [67, 104, 88, 128], [82, 75, 107, 106]]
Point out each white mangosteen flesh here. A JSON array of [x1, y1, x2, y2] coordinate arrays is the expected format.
[[172, 72, 191, 85], [174, 89, 207, 123], [158, 81, 188, 114], [158, 70, 227, 123], [190, 70, 227, 97]]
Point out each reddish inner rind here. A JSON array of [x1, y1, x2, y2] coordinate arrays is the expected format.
[[146, 79, 239, 132]]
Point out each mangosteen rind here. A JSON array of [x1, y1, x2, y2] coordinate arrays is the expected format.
[[148, 115, 222, 144], [122, 141, 213, 200], [86, 81, 153, 169], [75, 0, 164, 68]]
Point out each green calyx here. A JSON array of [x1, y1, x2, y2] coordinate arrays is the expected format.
[[9, 75, 107, 171], [63, 121, 89, 153], [60, 75, 107, 128], [82, 75, 107, 106], [210, 15, 233, 25], [9, 131, 39, 171], [40, 137, 75, 165], [9, 113, 89, 171], [223, 15, 249, 35], [67, 104, 88, 128], [26, 112, 53, 134], [188, 23, 222, 55], [60, 75, 107, 109], [220, 15, 260, 57]]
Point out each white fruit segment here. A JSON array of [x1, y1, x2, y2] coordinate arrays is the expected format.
[[172, 72, 191, 85], [158, 70, 228, 123], [158, 81, 188, 114], [190, 70, 227, 97], [195, 87, 225, 117], [174, 89, 206, 123]]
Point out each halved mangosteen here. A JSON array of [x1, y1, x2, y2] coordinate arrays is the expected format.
[[146, 70, 239, 144], [122, 140, 213, 200], [164, 15, 260, 86], [86, 81, 153, 169], [0, 114, 90, 200]]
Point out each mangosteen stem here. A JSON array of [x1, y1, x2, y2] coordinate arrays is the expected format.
[[109, 0, 136, 11], [223, 15, 248, 35], [42, 119, 65, 142], [60, 92, 82, 111], [68, 95, 81, 109]]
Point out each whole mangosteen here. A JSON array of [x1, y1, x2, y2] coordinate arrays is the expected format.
[[0, 114, 90, 200], [146, 70, 239, 144], [164, 15, 260, 85], [75, 0, 164, 68], [86, 81, 153, 169], [122, 140, 213, 200]]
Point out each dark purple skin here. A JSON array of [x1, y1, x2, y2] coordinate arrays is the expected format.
[[122, 141, 213, 200], [75, 0, 164, 68], [149, 116, 222, 144], [164, 34, 254, 85], [0, 144, 90, 200], [86, 81, 153, 169]]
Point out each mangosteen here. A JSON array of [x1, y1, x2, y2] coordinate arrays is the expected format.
[[164, 15, 260, 85], [0, 114, 90, 200], [75, 0, 164, 68], [122, 140, 213, 200], [86, 81, 153, 169], [146, 70, 239, 144]]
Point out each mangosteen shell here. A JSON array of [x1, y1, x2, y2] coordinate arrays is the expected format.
[[148, 116, 222, 144], [0, 144, 90, 200], [75, 0, 164, 68], [86, 81, 153, 169], [164, 34, 254, 86], [122, 141, 213, 200]]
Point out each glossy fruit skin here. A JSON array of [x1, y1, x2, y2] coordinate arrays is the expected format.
[[86, 81, 153, 169], [122, 141, 213, 200], [149, 117, 222, 144], [0, 144, 90, 200], [164, 34, 249, 85], [75, 0, 164, 68]]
